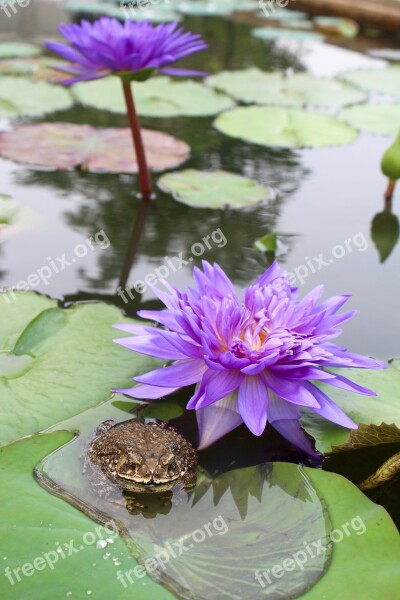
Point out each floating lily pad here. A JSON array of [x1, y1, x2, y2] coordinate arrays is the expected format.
[[282, 73, 366, 108], [0, 292, 159, 447], [207, 69, 304, 107], [158, 169, 272, 209], [340, 66, 400, 95], [252, 27, 325, 42], [73, 76, 234, 117], [63, 1, 181, 21], [0, 76, 73, 118], [177, 0, 254, 15], [214, 106, 357, 148], [0, 194, 41, 241], [0, 57, 67, 82], [207, 69, 366, 108], [332, 423, 400, 453], [258, 8, 308, 21], [0, 123, 190, 173], [340, 103, 400, 135], [0, 42, 40, 58], [301, 361, 400, 453], [2, 428, 399, 600]]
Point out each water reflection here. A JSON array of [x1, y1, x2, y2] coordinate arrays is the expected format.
[[371, 197, 400, 263]]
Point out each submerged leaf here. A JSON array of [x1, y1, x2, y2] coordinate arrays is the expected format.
[[0, 123, 190, 173], [0, 194, 41, 240]]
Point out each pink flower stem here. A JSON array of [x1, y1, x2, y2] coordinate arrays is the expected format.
[[122, 80, 153, 200]]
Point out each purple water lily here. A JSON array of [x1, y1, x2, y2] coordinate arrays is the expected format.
[[113, 262, 385, 452], [45, 18, 208, 84], [45, 18, 207, 200]]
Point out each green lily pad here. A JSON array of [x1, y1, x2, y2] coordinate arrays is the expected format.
[[259, 8, 308, 21], [0, 42, 40, 58], [340, 66, 400, 95], [0, 432, 173, 600], [0, 194, 41, 240], [207, 69, 366, 108], [0, 123, 190, 173], [339, 103, 400, 136], [206, 69, 304, 107], [281, 73, 367, 108], [62, 1, 181, 21], [0, 76, 73, 118], [0, 292, 159, 447], [332, 423, 400, 452], [300, 467, 400, 599], [157, 169, 272, 209], [0, 57, 68, 82], [2, 428, 399, 600], [252, 27, 325, 42], [73, 76, 234, 117], [301, 361, 400, 453], [214, 105, 357, 148], [177, 0, 255, 15]]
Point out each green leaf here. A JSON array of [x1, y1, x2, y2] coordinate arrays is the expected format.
[[300, 467, 400, 599], [214, 106, 357, 148], [340, 66, 400, 95], [207, 69, 366, 108], [332, 423, 400, 452], [0, 194, 41, 240], [252, 27, 325, 42], [339, 103, 400, 136], [0, 292, 160, 446], [157, 169, 272, 209], [254, 232, 277, 253], [177, 0, 255, 15], [0, 123, 190, 173], [0, 76, 73, 117], [371, 209, 400, 263], [0, 42, 40, 58], [62, 1, 181, 21], [358, 451, 400, 490], [301, 361, 400, 453], [206, 68, 304, 107], [0, 432, 173, 600], [73, 76, 235, 118]]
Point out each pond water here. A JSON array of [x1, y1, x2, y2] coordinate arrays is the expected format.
[[0, 5, 399, 598]]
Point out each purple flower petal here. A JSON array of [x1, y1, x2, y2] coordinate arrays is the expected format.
[[238, 376, 269, 436], [134, 359, 206, 387], [197, 392, 243, 450], [113, 383, 179, 400]]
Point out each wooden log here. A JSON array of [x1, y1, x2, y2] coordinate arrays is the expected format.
[[291, 0, 400, 32]]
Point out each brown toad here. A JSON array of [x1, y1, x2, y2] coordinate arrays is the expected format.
[[85, 418, 197, 497]]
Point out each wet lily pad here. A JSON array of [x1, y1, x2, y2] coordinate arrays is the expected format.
[[0, 76, 73, 117], [73, 76, 234, 118], [281, 73, 366, 108], [207, 69, 366, 108], [157, 169, 272, 209], [252, 27, 325, 42], [0, 42, 40, 58], [0, 292, 159, 447], [301, 361, 400, 453], [0, 194, 41, 241], [339, 103, 400, 136], [340, 66, 400, 95], [214, 106, 357, 148], [0, 123, 190, 173], [206, 69, 304, 107]]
